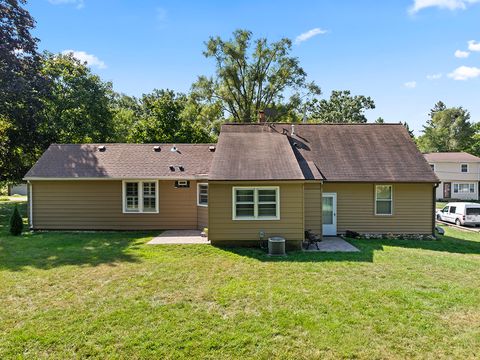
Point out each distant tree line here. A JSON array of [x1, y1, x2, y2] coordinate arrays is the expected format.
[[1, 1, 478, 183]]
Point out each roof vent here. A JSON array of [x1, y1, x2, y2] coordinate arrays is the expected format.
[[153, 146, 161, 152], [98, 145, 106, 152], [170, 145, 178, 153], [169, 165, 175, 171], [178, 165, 184, 171], [208, 145, 216, 152]]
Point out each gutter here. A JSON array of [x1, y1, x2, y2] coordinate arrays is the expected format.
[[433, 183, 439, 237]]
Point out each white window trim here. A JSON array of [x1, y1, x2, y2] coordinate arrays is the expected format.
[[232, 186, 280, 221], [453, 182, 476, 193], [375, 184, 393, 216], [461, 163, 468, 173], [197, 183, 208, 207], [122, 180, 159, 214]]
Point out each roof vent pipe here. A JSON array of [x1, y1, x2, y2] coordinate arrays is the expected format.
[[98, 145, 106, 152], [291, 124, 295, 136], [153, 146, 161, 152], [170, 145, 177, 153]]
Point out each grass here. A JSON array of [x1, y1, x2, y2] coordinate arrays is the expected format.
[[1, 201, 480, 359]]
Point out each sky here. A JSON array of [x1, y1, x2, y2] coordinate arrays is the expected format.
[[27, 0, 480, 134]]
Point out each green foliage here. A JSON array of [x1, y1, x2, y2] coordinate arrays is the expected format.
[[465, 122, 480, 157], [402, 121, 415, 138], [192, 29, 320, 123], [39, 52, 115, 144], [417, 102, 476, 153], [9, 205, 23, 236], [0, 0, 48, 182], [125, 90, 214, 143], [308, 90, 375, 123], [375, 117, 385, 123]]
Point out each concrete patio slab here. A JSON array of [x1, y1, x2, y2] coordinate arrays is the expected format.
[[147, 230, 209, 245], [304, 236, 360, 252]]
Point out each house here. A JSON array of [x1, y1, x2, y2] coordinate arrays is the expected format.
[[8, 183, 27, 196], [24, 123, 439, 249], [424, 152, 480, 201]]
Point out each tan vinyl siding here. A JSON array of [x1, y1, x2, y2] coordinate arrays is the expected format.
[[31, 180, 202, 230], [208, 182, 304, 247], [197, 206, 208, 230], [322, 182, 434, 234], [304, 182, 322, 236]]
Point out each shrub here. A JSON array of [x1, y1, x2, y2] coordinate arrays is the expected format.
[[9, 205, 23, 236]]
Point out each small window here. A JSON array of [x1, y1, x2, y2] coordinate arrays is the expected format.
[[461, 164, 468, 173], [233, 187, 279, 220], [429, 164, 435, 171], [197, 183, 208, 206], [449, 206, 456, 214], [375, 185, 393, 215], [123, 181, 158, 213], [175, 180, 190, 188]]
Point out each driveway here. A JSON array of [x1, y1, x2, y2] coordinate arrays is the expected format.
[[147, 230, 210, 245]]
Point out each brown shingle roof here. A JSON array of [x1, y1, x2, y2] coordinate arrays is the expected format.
[[424, 152, 480, 163], [209, 131, 304, 180], [215, 123, 438, 182], [24, 143, 215, 179]]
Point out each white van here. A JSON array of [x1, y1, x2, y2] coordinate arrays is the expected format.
[[436, 202, 480, 227]]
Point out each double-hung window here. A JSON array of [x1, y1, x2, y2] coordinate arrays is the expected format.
[[375, 185, 393, 215], [123, 180, 158, 213], [233, 187, 279, 220], [197, 183, 208, 206]]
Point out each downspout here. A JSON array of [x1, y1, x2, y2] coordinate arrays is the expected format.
[[432, 183, 439, 237], [27, 181, 33, 230]]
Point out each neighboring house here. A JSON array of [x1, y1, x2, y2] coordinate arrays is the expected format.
[[24, 124, 438, 249], [424, 152, 480, 201], [8, 183, 27, 196]]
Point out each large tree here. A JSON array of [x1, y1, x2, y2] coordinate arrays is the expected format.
[[192, 29, 320, 123], [128, 89, 213, 144], [308, 90, 375, 123], [417, 103, 476, 153], [0, 0, 48, 181], [39, 52, 115, 144]]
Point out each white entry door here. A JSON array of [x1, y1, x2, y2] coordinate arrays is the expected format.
[[322, 193, 337, 236]]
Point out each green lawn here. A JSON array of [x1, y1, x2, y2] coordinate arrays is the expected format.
[[1, 201, 480, 359]]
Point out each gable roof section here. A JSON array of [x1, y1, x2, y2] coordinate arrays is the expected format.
[[215, 123, 438, 182], [24, 143, 215, 179], [424, 152, 480, 163], [209, 130, 304, 180]]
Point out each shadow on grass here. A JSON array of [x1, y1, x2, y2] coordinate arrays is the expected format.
[[218, 231, 480, 263], [0, 202, 153, 271]]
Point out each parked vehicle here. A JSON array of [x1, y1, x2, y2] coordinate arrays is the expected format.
[[436, 202, 480, 227]]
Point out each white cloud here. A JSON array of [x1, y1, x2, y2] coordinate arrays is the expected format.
[[468, 40, 480, 51], [404, 81, 417, 88], [62, 50, 106, 69], [448, 65, 480, 80], [454, 49, 470, 58], [156, 7, 167, 22], [294, 28, 328, 44], [48, 0, 84, 9], [409, 0, 479, 13], [426, 73, 442, 80]]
